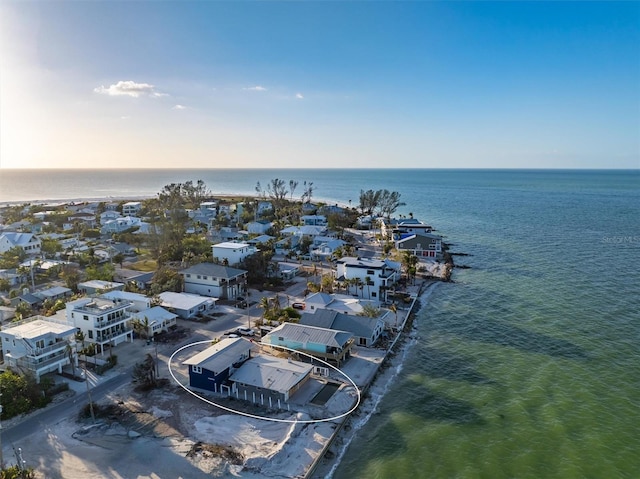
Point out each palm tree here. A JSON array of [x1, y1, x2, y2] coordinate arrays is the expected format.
[[364, 276, 372, 299], [390, 303, 398, 329], [259, 296, 271, 321], [66, 341, 77, 378]]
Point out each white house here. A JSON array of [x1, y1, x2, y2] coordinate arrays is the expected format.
[[180, 262, 247, 300], [66, 297, 134, 354], [158, 292, 216, 319], [301, 215, 327, 226], [0, 315, 78, 383], [122, 202, 142, 216], [0, 232, 41, 255], [130, 306, 178, 336], [101, 290, 151, 312], [211, 242, 254, 265], [101, 216, 147, 234], [335, 257, 398, 303], [99, 210, 122, 225]]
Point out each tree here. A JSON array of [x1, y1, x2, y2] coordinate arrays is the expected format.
[[150, 266, 183, 295], [289, 180, 299, 201], [112, 252, 125, 267], [15, 301, 32, 320], [131, 316, 151, 339], [132, 353, 158, 389], [60, 265, 81, 291], [364, 276, 372, 299], [40, 238, 63, 258], [401, 250, 419, 284], [301, 181, 314, 204], [358, 304, 381, 318]]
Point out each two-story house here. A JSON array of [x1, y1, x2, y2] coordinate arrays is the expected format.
[[0, 316, 78, 383], [211, 242, 254, 266], [395, 232, 443, 259], [66, 297, 134, 354], [180, 262, 247, 300], [261, 322, 353, 367], [121, 202, 142, 217], [0, 232, 42, 255], [335, 257, 399, 303], [185, 337, 253, 393]]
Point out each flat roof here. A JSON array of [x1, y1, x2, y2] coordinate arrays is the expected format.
[[2, 318, 76, 340], [159, 292, 217, 310]]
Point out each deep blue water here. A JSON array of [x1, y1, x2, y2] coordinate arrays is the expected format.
[[1, 168, 639, 478]]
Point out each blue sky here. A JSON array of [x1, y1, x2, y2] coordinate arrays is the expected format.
[[1, 1, 638, 169]]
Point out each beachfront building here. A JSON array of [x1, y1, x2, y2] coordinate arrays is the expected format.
[[66, 297, 134, 354], [261, 322, 353, 366], [301, 215, 327, 226], [335, 257, 398, 303], [0, 316, 78, 383], [180, 262, 247, 300], [395, 232, 443, 259], [121, 202, 142, 216], [229, 355, 313, 406], [0, 232, 42, 256], [158, 292, 216, 319], [211, 241, 254, 265], [304, 292, 369, 315], [299, 309, 386, 347], [184, 337, 253, 393], [77, 280, 125, 295]]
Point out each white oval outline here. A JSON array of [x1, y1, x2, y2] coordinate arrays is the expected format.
[[167, 339, 361, 424]]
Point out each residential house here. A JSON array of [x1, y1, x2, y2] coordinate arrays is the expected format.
[[66, 297, 134, 354], [380, 218, 433, 240], [122, 202, 142, 217], [335, 257, 398, 303], [257, 201, 273, 216], [101, 290, 151, 312], [277, 262, 302, 281], [395, 232, 443, 259], [211, 242, 254, 266], [180, 262, 247, 300], [10, 293, 43, 310], [114, 268, 154, 291], [280, 225, 327, 238], [274, 236, 300, 256], [130, 306, 177, 336], [0, 305, 16, 322], [262, 322, 353, 366], [299, 309, 386, 347], [101, 216, 148, 235], [99, 210, 121, 225], [246, 234, 274, 247], [0, 232, 41, 255], [0, 268, 28, 288], [33, 286, 73, 303], [246, 220, 273, 235], [301, 215, 327, 226], [184, 337, 253, 393], [229, 354, 313, 406], [158, 291, 216, 319], [304, 292, 368, 315], [0, 316, 78, 383], [77, 280, 125, 295], [311, 238, 346, 261]]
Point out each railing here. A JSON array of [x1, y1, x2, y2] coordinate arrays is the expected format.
[[33, 340, 74, 356], [94, 315, 131, 329], [16, 350, 69, 370], [95, 327, 132, 343]]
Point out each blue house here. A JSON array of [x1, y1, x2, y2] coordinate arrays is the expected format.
[[261, 322, 353, 366], [184, 338, 253, 393]]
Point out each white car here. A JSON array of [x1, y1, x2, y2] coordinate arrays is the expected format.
[[235, 327, 255, 337]]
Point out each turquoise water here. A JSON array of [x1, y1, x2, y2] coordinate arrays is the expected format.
[[1, 168, 638, 477]]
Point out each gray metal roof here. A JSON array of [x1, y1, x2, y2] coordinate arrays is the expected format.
[[300, 309, 380, 338], [184, 337, 253, 373], [180, 262, 247, 279], [265, 321, 351, 348], [229, 355, 312, 393]]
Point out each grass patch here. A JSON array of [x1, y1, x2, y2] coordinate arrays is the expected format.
[[129, 259, 158, 272]]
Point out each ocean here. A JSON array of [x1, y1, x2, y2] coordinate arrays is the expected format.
[[1, 168, 639, 478]]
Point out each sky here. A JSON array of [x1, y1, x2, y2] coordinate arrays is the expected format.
[[0, 1, 638, 170]]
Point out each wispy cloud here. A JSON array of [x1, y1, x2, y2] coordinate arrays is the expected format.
[[172, 104, 186, 110], [94, 80, 167, 98], [244, 85, 267, 92], [295, 93, 304, 100]]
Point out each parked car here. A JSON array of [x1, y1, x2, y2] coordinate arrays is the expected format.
[[235, 297, 248, 308], [235, 327, 255, 337], [292, 302, 306, 310]]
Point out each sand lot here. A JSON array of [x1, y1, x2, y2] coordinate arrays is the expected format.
[[4, 383, 344, 479]]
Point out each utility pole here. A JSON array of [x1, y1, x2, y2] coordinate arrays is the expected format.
[[0, 391, 3, 468], [83, 361, 96, 423]]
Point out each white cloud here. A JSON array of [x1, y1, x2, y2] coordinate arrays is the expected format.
[[245, 85, 267, 92], [94, 80, 167, 98], [173, 104, 186, 110], [295, 93, 304, 99]]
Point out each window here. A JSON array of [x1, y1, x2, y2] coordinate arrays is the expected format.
[[202, 276, 208, 280], [88, 330, 93, 339], [192, 366, 202, 374], [83, 315, 89, 321], [197, 275, 201, 279], [372, 292, 377, 297], [367, 270, 375, 275]]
